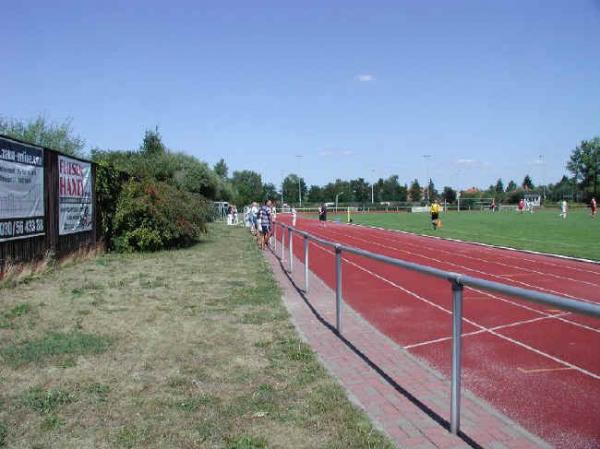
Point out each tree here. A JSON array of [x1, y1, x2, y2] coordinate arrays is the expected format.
[[426, 178, 438, 201], [442, 186, 457, 203], [214, 158, 228, 180], [262, 182, 278, 201], [408, 179, 422, 202], [495, 179, 504, 193], [567, 137, 600, 200], [307, 185, 324, 203], [0, 114, 85, 156], [380, 175, 407, 202], [522, 174, 534, 190], [350, 178, 370, 203], [282, 174, 307, 204], [506, 180, 517, 192], [140, 127, 165, 156], [231, 170, 263, 206]]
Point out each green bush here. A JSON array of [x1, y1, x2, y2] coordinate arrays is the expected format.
[[113, 180, 210, 252]]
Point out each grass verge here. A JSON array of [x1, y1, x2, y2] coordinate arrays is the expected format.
[[0, 224, 393, 449]]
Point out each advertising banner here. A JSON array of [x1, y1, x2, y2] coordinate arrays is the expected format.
[[58, 155, 93, 235], [0, 138, 45, 241]]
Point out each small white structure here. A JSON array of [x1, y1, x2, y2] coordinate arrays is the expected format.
[[524, 193, 541, 207]]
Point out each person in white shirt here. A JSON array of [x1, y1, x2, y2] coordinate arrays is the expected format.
[[291, 207, 297, 226], [560, 200, 568, 219]]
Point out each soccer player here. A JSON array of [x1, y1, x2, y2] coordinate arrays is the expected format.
[[559, 200, 568, 219], [591, 197, 597, 218], [518, 198, 525, 213], [431, 200, 441, 229]]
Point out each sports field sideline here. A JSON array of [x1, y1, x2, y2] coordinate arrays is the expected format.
[[309, 208, 600, 261], [275, 214, 600, 449]]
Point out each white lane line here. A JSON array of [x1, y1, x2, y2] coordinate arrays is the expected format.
[[348, 221, 600, 274], [306, 237, 600, 381], [324, 226, 598, 304], [300, 220, 600, 337], [405, 312, 570, 349]]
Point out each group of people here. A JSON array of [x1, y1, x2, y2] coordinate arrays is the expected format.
[[248, 200, 276, 250], [226, 205, 239, 225], [558, 197, 598, 219]]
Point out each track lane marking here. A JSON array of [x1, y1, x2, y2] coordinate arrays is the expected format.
[[304, 236, 600, 381], [348, 220, 600, 276], [320, 225, 599, 306], [345, 220, 600, 285], [517, 367, 574, 374]]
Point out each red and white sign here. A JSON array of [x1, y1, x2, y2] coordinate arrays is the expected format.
[[58, 155, 93, 235]]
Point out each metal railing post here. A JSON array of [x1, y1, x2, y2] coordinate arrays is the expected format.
[[304, 236, 309, 293], [450, 279, 464, 435], [281, 225, 285, 261], [288, 228, 293, 273], [335, 245, 343, 333]]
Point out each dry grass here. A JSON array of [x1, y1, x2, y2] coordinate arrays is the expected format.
[[0, 224, 393, 449]]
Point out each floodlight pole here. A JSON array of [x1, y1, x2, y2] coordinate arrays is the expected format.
[[296, 155, 303, 207], [371, 169, 375, 204], [335, 192, 343, 213], [423, 155, 431, 202]]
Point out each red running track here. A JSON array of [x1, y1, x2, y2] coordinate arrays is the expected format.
[[275, 216, 600, 449]]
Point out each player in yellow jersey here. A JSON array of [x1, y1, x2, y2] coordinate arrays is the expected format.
[[430, 201, 442, 230]]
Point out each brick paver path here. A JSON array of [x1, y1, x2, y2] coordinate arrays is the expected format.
[[264, 248, 550, 449]]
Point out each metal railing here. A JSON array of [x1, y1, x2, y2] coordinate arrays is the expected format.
[[271, 221, 600, 435]]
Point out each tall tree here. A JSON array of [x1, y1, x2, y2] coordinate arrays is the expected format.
[[0, 115, 85, 156], [442, 186, 457, 203], [231, 170, 263, 206], [307, 185, 324, 203], [495, 179, 504, 193], [140, 127, 165, 155], [567, 137, 600, 200], [282, 174, 307, 204], [214, 158, 229, 180], [408, 179, 422, 202], [522, 175, 534, 190], [350, 178, 370, 203], [380, 175, 407, 202], [506, 180, 517, 192], [426, 178, 438, 201], [262, 182, 278, 201]]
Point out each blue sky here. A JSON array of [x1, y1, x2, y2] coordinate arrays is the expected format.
[[2, 0, 600, 190]]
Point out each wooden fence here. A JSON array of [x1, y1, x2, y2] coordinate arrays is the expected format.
[[0, 135, 99, 273]]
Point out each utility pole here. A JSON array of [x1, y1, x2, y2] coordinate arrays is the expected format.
[[423, 154, 431, 202], [371, 169, 375, 204], [295, 155, 303, 207], [335, 192, 343, 213]]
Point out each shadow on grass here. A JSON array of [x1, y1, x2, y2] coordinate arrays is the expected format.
[[272, 252, 485, 449]]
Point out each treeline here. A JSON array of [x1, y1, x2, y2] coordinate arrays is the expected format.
[[274, 137, 600, 206], [1, 116, 221, 252]]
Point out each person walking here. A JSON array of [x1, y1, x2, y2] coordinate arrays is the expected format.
[[591, 197, 597, 218], [318, 203, 327, 226], [258, 200, 273, 250]]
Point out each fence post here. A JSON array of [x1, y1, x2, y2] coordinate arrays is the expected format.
[[304, 236, 309, 293], [335, 245, 343, 333], [450, 278, 464, 435], [288, 228, 293, 273], [281, 226, 285, 262]]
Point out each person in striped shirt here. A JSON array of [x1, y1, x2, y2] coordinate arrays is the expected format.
[[258, 199, 273, 250]]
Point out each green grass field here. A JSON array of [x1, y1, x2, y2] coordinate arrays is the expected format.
[[0, 224, 392, 449], [347, 208, 600, 261]]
